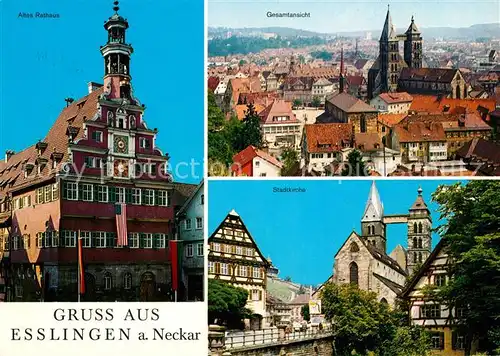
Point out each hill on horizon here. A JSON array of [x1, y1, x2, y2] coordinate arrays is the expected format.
[[209, 23, 500, 40]]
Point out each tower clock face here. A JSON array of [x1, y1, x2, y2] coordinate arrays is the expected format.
[[114, 135, 129, 154]]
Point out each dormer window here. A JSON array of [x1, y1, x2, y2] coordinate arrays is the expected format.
[[36, 141, 48, 156], [24, 163, 34, 178], [139, 137, 151, 149], [92, 130, 103, 142]]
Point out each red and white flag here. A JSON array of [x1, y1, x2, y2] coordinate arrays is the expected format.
[[115, 203, 128, 246]]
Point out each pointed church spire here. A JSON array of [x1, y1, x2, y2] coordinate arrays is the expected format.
[[409, 186, 429, 212], [362, 181, 384, 222], [406, 14, 420, 34], [339, 45, 345, 93], [380, 4, 396, 41]]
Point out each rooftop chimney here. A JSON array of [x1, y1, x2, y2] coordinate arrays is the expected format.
[[5, 150, 15, 163], [88, 82, 103, 94]]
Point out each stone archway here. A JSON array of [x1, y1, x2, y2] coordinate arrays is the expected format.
[[140, 272, 156, 301]]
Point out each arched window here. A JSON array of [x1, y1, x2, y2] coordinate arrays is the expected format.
[[418, 223, 423, 233], [413, 237, 418, 248], [413, 223, 417, 233], [413, 252, 417, 263], [418, 238, 423, 249], [349, 262, 359, 286], [380, 298, 388, 304], [104, 273, 112, 290], [124, 273, 132, 290], [418, 253, 423, 263], [350, 242, 359, 253], [456, 84, 461, 99], [360, 115, 367, 133]]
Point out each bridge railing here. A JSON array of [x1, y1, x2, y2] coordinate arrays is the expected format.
[[214, 323, 333, 350]]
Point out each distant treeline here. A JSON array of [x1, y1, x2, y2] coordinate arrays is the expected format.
[[310, 50, 333, 61], [208, 36, 328, 57]]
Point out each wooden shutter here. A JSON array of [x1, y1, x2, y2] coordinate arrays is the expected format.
[[106, 233, 113, 248], [59, 231, 65, 247], [109, 186, 116, 203], [125, 188, 132, 204], [91, 232, 97, 248], [259, 290, 263, 301], [94, 185, 100, 202], [40, 188, 45, 204], [78, 183, 83, 201]]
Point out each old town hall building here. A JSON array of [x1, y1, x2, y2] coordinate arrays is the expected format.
[[0, 3, 190, 302], [332, 182, 432, 305]]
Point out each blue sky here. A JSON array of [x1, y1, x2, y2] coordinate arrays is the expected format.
[[0, 0, 203, 183], [209, 179, 465, 286], [209, 0, 499, 33]]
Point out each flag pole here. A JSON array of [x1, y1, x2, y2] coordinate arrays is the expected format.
[[77, 230, 80, 303]]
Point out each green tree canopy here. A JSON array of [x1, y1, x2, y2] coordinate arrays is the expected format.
[[301, 304, 310, 322], [280, 147, 299, 176], [208, 279, 251, 329], [237, 103, 263, 150], [430, 180, 500, 354], [341, 149, 367, 176], [312, 96, 322, 108], [320, 283, 431, 356]]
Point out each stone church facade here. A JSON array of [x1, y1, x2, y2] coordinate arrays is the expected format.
[[367, 7, 423, 99], [333, 182, 432, 305]]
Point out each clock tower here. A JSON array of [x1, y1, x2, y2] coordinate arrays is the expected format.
[[100, 1, 133, 101]]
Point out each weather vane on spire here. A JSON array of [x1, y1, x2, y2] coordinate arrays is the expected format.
[[113, 1, 120, 13]]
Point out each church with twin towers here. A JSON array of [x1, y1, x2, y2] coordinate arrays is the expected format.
[[367, 5, 423, 99], [331, 182, 432, 306]]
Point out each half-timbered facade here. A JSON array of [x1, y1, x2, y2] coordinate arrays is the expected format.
[[208, 210, 270, 329], [402, 240, 466, 355]]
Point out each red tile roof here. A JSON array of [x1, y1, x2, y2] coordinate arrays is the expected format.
[[327, 92, 377, 113], [410, 95, 496, 114], [231, 145, 283, 171], [405, 112, 491, 131], [208, 76, 220, 92], [456, 138, 500, 175], [304, 123, 353, 153], [378, 92, 413, 104], [346, 75, 366, 87], [378, 113, 407, 127], [354, 133, 382, 151], [259, 100, 299, 125], [0, 88, 104, 196], [399, 68, 459, 83], [393, 121, 446, 143]]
